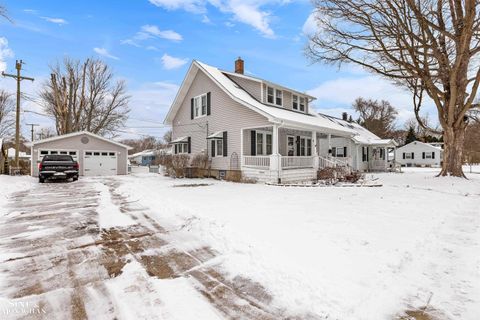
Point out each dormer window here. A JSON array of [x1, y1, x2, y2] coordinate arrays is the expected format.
[[293, 95, 306, 112], [267, 86, 282, 106]]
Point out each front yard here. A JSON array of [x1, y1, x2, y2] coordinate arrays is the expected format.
[[0, 169, 478, 319]]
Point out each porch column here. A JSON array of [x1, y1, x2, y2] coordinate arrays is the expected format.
[[312, 130, 319, 170], [269, 124, 281, 183]]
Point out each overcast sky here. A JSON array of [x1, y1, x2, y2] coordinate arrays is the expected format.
[[0, 0, 437, 140]]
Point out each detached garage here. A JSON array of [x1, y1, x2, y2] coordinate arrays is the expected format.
[[28, 131, 132, 177]]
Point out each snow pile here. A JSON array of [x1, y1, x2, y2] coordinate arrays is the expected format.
[[0, 175, 35, 217], [95, 182, 136, 229], [117, 170, 480, 320]]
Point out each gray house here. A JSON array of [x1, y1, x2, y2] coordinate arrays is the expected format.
[[165, 58, 359, 183], [27, 131, 132, 177]]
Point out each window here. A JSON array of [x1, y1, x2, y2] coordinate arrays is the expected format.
[[214, 139, 223, 157], [40, 150, 48, 155], [50, 151, 58, 155], [292, 95, 298, 110], [275, 89, 283, 106], [266, 134, 272, 155], [266, 86, 282, 106], [86, 152, 92, 156], [256, 133, 264, 155], [94, 152, 100, 156], [299, 97, 306, 112], [287, 136, 295, 156], [109, 152, 115, 156], [299, 138, 312, 156], [194, 93, 208, 118], [69, 151, 76, 155], [425, 152, 433, 159], [334, 147, 345, 157], [405, 153, 413, 159], [267, 87, 274, 104], [256, 132, 273, 155], [101, 152, 108, 156], [175, 143, 188, 154], [307, 139, 312, 156], [362, 147, 368, 162], [60, 151, 68, 155]]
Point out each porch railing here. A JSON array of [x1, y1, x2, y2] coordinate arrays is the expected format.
[[281, 156, 314, 169], [243, 156, 270, 168], [369, 159, 387, 170]]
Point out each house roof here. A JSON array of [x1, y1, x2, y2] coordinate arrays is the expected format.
[[128, 149, 156, 158], [319, 114, 398, 147], [206, 131, 224, 139], [25, 131, 133, 150], [397, 140, 444, 151], [164, 60, 355, 137], [7, 148, 30, 159], [170, 136, 189, 144]]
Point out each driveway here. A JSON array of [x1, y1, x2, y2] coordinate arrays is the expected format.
[[0, 178, 316, 320]]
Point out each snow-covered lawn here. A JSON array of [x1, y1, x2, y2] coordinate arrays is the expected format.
[[0, 175, 35, 217], [114, 169, 480, 320]]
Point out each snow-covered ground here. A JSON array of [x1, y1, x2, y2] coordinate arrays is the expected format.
[[0, 175, 35, 217], [114, 169, 480, 320]]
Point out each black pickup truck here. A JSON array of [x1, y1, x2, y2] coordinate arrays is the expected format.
[[38, 155, 79, 183]]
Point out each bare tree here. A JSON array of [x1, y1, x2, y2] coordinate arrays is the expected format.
[[40, 58, 130, 136], [0, 90, 14, 138], [352, 98, 398, 138], [0, 5, 11, 22], [163, 130, 172, 144], [121, 136, 163, 155], [36, 127, 56, 140], [307, 0, 480, 177]]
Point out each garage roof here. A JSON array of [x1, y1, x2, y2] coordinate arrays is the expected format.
[[26, 131, 133, 150]]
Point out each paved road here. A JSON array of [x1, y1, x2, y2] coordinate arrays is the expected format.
[[0, 178, 317, 320]]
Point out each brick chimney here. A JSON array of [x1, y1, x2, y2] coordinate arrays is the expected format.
[[342, 112, 348, 121], [235, 57, 244, 74]]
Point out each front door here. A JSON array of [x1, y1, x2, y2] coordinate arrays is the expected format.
[[287, 136, 295, 156]]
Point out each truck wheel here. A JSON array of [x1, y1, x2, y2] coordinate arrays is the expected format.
[[73, 177, 78, 181], [39, 177, 45, 183]]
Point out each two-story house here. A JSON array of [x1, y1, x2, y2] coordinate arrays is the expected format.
[[164, 58, 396, 183]]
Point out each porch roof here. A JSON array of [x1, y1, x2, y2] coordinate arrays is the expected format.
[[206, 131, 224, 139], [170, 136, 189, 144], [353, 137, 398, 147]]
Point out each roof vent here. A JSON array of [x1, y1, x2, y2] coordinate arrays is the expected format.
[[235, 57, 244, 74]]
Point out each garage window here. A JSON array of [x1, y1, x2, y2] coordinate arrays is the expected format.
[[94, 152, 100, 156], [101, 152, 108, 156], [86, 152, 92, 156], [50, 151, 58, 155], [40, 150, 48, 155], [69, 151, 76, 156], [60, 151, 68, 155], [109, 152, 115, 156]]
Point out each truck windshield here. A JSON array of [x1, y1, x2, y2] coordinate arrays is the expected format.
[[43, 155, 74, 162]]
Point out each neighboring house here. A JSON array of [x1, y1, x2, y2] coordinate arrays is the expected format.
[[165, 58, 358, 183], [129, 149, 157, 166], [395, 141, 443, 167], [27, 131, 132, 177], [7, 147, 31, 161], [317, 113, 398, 172], [0, 139, 7, 174]]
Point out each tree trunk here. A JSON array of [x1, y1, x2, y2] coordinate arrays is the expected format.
[[439, 125, 466, 177]]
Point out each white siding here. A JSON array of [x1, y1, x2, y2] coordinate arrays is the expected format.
[[172, 71, 270, 170], [395, 141, 443, 167]]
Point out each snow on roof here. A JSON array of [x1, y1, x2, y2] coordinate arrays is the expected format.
[[195, 61, 355, 136], [7, 148, 30, 159], [397, 140, 444, 151], [170, 136, 189, 144], [319, 114, 398, 146], [25, 131, 133, 150], [128, 149, 156, 158], [206, 131, 224, 139]]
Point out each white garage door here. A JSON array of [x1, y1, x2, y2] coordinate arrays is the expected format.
[[84, 151, 117, 176]]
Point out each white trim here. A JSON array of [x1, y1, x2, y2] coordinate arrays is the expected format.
[[266, 86, 283, 107], [26, 131, 132, 150], [193, 93, 208, 119]]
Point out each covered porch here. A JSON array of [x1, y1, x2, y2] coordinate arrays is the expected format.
[[239, 124, 351, 183]]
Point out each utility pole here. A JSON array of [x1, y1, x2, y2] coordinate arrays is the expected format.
[[26, 123, 39, 142], [1, 60, 34, 168]]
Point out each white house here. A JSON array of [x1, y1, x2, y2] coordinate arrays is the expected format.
[[395, 141, 443, 167]]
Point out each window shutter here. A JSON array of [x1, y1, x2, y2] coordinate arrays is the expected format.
[[251, 130, 256, 156], [411, 152, 414, 159], [187, 137, 191, 154], [296, 136, 301, 156], [432, 152, 435, 159], [223, 131, 228, 157], [175, 144, 178, 154], [367, 147, 369, 161], [190, 98, 194, 120], [344, 147, 347, 158], [422, 152, 425, 159], [211, 140, 216, 157], [206, 92, 211, 115], [403, 152, 405, 159]]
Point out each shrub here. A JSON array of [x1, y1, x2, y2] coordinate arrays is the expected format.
[[225, 170, 242, 182], [190, 153, 210, 178], [171, 154, 190, 178]]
